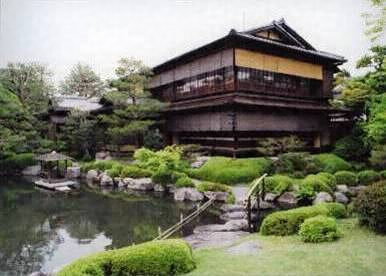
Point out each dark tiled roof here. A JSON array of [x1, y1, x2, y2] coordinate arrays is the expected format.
[[153, 19, 346, 73]]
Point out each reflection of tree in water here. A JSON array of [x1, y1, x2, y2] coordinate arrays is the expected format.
[[0, 179, 61, 275], [0, 178, 220, 274]]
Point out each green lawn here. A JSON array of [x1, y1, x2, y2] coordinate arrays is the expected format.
[[188, 219, 386, 276]]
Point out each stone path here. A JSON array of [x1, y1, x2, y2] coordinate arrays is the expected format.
[[184, 231, 249, 249], [231, 185, 249, 204]]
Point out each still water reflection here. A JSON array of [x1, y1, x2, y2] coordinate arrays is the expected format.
[[0, 178, 219, 275]]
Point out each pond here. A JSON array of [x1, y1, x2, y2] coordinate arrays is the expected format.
[[0, 178, 221, 275]]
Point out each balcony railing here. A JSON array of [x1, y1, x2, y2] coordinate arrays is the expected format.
[[154, 66, 323, 102]]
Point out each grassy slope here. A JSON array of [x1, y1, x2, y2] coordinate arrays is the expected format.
[[189, 157, 272, 185], [188, 219, 386, 276]]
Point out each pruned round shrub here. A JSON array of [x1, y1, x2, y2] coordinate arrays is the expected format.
[[297, 174, 333, 200], [334, 171, 357, 186], [299, 215, 340, 243], [357, 170, 381, 185], [58, 239, 196, 276], [312, 154, 352, 174], [354, 181, 386, 233], [176, 177, 195, 188], [317, 172, 337, 190], [264, 175, 294, 195], [260, 203, 346, 236], [121, 166, 152, 178]]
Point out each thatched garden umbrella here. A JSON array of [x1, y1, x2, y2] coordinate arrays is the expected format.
[[36, 151, 74, 179]]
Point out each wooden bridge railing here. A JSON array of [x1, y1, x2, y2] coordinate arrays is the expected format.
[[154, 198, 215, 241], [246, 173, 268, 232]]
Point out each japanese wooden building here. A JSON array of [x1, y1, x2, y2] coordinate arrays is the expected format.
[[150, 19, 347, 156]]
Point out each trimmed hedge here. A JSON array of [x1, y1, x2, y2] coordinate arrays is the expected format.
[[175, 177, 195, 188], [0, 153, 36, 173], [299, 215, 340, 243], [260, 203, 346, 236], [58, 239, 196, 276], [151, 166, 175, 186], [354, 181, 386, 233], [334, 171, 357, 186], [264, 175, 294, 195], [357, 170, 381, 185], [312, 154, 352, 174], [189, 157, 272, 185]]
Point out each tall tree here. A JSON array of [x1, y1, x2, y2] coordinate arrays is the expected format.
[[61, 63, 105, 98], [99, 58, 164, 149], [0, 62, 54, 115], [363, 0, 386, 42]]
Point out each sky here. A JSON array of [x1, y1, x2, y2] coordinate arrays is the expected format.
[[0, 0, 381, 83]]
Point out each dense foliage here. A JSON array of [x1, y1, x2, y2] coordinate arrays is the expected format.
[[260, 203, 346, 236], [189, 157, 272, 185], [263, 175, 294, 195], [175, 177, 195, 188], [57, 239, 196, 276], [274, 152, 322, 178], [354, 181, 386, 233], [256, 135, 305, 156], [299, 215, 340, 243]]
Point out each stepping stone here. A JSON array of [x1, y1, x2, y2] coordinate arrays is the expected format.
[[227, 240, 262, 255], [184, 231, 249, 249]]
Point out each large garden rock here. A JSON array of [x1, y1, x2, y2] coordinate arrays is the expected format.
[[114, 177, 125, 187], [348, 185, 366, 197], [185, 231, 248, 249], [313, 192, 333, 205], [193, 224, 227, 233], [264, 192, 278, 202], [204, 191, 228, 202], [174, 188, 204, 201], [166, 184, 176, 194], [190, 156, 210, 168], [277, 192, 298, 208], [334, 192, 349, 204], [337, 184, 349, 194], [223, 219, 249, 231], [220, 204, 244, 213], [22, 165, 41, 176], [220, 211, 245, 221], [86, 170, 99, 182], [66, 166, 81, 178], [100, 173, 113, 186], [95, 151, 111, 160], [124, 178, 154, 191], [154, 184, 166, 192]]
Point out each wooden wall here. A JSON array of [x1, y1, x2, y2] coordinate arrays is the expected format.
[[235, 48, 323, 80], [150, 49, 233, 88]]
